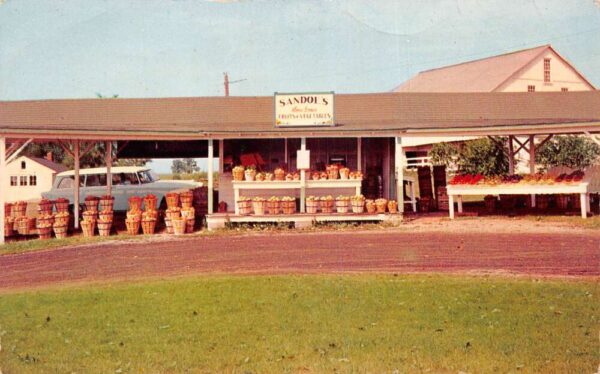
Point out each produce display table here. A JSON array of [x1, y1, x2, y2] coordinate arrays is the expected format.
[[232, 179, 361, 215], [447, 183, 591, 219], [232, 177, 417, 215]]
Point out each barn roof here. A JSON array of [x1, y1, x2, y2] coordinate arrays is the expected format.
[[392, 45, 596, 93]]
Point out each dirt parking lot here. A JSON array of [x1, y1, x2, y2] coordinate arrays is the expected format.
[[1, 221, 598, 290]]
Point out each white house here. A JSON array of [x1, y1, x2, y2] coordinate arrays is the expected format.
[[393, 45, 596, 170], [3, 155, 67, 202]]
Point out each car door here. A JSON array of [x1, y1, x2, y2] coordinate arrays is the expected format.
[[84, 173, 107, 201], [115, 172, 141, 210]]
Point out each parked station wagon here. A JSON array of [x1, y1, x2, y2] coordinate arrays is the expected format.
[[42, 166, 200, 211]]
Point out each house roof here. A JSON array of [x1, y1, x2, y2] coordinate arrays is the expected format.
[[0, 91, 599, 139], [392, 45, 595, 93], [14, 156, 68, 173]]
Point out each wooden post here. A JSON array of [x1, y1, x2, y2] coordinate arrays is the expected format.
[[208, 139, 214, 214], [106, 141, 113, 196], [74, 140, 80, 229], [300, 137, 306, 213], [395, 137, 404, 213], [580, 193, 587, 219], [508, 136, 515, 175], [218, 139, 224, 173], [357, 137, 362, 171], [0, 137, 6, 244], [383, 139, 390, 199], [529, 135, 536, 207]]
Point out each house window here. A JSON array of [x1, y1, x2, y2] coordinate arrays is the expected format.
[[21, 161, 26, 170], [527, 85, 536, 92], [19, 176, 28, 186], [10, 176, 18, 186], [29, 175, 37, 186], [561, 87, 568, 92], [544, 58, 551, 82]]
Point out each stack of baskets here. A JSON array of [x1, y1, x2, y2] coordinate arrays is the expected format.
[[141, 194, 158, 235], [53, 202, 70, 239], [81, 196, 99, 237], [126, 196, 143, 235], [11, 201, 34, 237], [164, 190, 195, 235], [180, 190, 195, 233], [4, 203, 15, 237], [97, 195, 114, 237]]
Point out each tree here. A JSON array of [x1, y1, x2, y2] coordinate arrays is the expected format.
[[536, 135, 600, 170], [429, 142, 459, 168], [457, 138, 509, 176], [171, 158, 200, 174], [428, 138, 508, 176], [115, 158, 151, 167]]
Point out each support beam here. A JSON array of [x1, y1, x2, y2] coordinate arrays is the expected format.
[[208, 139, 214, 214], [487, 136, 505, 148], [5, 142, 21, 159], [218, 139, 224, 173], [106, 141, 113, 196], [512, 136, 530, 154], [395, 137, 404, 214], [300, 137, 306, 213], [357, 137, 362, 172], [57, 139, 75, 158], [74, 141, 80, 229], [508, 136, 515, 175], [81, 141, 97, 158], [584, 131, 600, 147], [0, 137, 6, 244], [6, 138, 33, 163], [537, 134, 554, 149], [115, 140, 130, 157], [529, 135, 536, 208]]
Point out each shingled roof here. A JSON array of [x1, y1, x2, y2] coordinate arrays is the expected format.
[[393, 45, 595, 93], [1, 91, 599, 139]]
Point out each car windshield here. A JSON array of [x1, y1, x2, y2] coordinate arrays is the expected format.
[[138, 170, 156, 184]]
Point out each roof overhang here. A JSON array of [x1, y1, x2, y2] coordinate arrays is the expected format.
[[1, 91, 599, 140]]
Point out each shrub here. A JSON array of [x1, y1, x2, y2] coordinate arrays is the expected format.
[[536, 135, 600, 170], [457, 138, 509, 176]]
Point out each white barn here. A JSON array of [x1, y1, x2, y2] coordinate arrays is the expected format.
[[393, 45, 596, 170]]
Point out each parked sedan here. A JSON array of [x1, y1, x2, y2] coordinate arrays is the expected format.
[[42, 166, 200, 211]]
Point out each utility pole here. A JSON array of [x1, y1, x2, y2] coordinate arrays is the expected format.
[[223, 72, 247, 96]]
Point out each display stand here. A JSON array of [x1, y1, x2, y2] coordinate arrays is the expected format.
[[447, 183, 591, 219]]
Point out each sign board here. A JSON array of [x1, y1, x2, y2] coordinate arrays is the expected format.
[[297, 150, 310, 170], [274, 92, 334, 127]]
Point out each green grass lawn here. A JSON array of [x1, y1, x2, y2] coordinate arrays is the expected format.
[[0, 234, 144, 256], [0, 275, 597, 373]]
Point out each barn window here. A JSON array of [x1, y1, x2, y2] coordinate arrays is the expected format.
[[21, 161, 26, 169], [10, 176, 18, 186], [544, 58, 551, 82], [29, 175, 37, 186], [527, 85, 536, 92], [19, 176, 28, 186]]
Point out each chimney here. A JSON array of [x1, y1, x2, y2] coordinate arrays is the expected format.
[[46, 152, 53, 162]]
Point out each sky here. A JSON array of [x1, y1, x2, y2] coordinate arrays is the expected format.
[[1, 0, 599, 172]]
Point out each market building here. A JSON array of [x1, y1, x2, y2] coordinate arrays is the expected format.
[[1, 91, 599, 242]]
